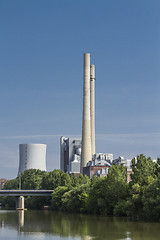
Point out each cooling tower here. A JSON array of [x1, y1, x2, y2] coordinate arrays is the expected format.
[[18, 144, 46, 175], [90, 64, 96, 155], [81, 53, 92, 173]]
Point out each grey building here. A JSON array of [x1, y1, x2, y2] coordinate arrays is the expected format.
[[112, 156, 132, 167], [86, 153, 113, 167], [60, 136, 82, 174]]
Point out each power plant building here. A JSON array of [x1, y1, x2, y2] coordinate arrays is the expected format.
[[60, 53, 115, 176], [60, 136, 82, 174], [18, 144, 47, 175]]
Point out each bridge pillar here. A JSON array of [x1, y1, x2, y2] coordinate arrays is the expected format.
[[16, 196, 24, 210]]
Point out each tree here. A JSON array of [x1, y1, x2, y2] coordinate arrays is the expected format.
[[130, 154, 157, 187], [41, 170, 71, 190], [61, 183, 90, 213], [51, 186, 70, 210], [142, 175, 160, 221], [4, 178, 19, 190], [103, 165, 129, 215], [87, 165, 129, 215], [127, 154, 158, 219], [19, 169, 46, 190]]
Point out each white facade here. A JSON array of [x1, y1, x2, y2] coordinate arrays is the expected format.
[[18, 144, 46, 175], [87, 153, 113, 167], [112, 156, 132, 167]]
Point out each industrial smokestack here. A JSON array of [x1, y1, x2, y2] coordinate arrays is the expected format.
[[81, 53, 92, 174], [90, 64, 96, 155]]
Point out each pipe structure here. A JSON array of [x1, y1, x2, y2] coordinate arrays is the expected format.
[[81, 53, 92, 173], [90, 64, 96, 155]]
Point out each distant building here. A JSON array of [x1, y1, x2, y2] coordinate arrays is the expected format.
[[60, 136, 82, 174], [96, 168, 109, 178], [112, 156, 133, 183], [83, 165, 110, 178], [0, 178, 7, 190], [112, 156, 132, 168], [60, 136, 135, 181], [126, 167, 133, 183], [83, 153, 113, 178]]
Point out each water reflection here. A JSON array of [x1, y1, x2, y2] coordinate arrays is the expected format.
[[0, 210, 160, 240], [18, 210, 24, 227]]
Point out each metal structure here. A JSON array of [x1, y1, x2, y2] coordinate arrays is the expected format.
[[18, 144, 46, 175], [0, 190, 53, 196], [0, 190, 53, 210]]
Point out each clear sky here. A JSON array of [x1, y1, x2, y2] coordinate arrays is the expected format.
[[0, 0, 160, 179]]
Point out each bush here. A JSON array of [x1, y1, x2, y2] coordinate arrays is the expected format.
[[113, 200, 127, 216]]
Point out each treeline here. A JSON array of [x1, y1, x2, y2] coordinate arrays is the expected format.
[[1, 154, 160, 221]]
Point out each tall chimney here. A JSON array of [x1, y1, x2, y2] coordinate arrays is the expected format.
[[81, 53, 92, 174], [90, 64, 96, 155]]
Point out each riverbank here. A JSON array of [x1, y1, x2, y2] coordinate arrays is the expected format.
[[2, 155, 160, 221]]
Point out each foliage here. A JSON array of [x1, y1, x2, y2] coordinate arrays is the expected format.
[[87, 165, 129, 215], [25, 196, 51, 210], [41, 169, 71, 190], [61, 183, 90, 213], [130, 154, 157, 187], [142, 175, 160, 221], [127, 154, 159, 219], [2, 156, 160, 221], [20, 169, 46, 190], [51, 186, 69, 210], [0, 196, 16, 209], [4, 178, 19, 190], [113, 200, 128, 216]]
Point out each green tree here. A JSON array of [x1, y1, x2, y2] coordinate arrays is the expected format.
[[142, 175, 160, 221], [88, 165, 128, 215], [130, 154, 157, 187], [104, 165, 129, 215], [61, 183, 90, 213], [41, 169, 71, 190], [20, 169, 46, 190], [4, 178, 19, 190], [127, 154, 158, 219], [51, 186, 70, 210]]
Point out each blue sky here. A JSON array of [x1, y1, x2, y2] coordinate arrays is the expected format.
[[0, 0, 160, 179]]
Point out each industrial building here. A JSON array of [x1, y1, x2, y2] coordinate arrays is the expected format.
[[18, 144, 46, 175], [60, 53, 115, 177], [60, 53, 135, 179], [83, 153, 113, 178], [60, 135, 115, 177], [60, 53, 97, 175], [60, 136, 81, 174]]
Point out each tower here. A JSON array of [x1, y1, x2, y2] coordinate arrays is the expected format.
[[18, 144, 46, 175], [90, 64, 96, 155], [81, 53, 92, 173]]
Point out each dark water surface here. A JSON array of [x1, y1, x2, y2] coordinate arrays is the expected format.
[[0, 210, 160, 240]]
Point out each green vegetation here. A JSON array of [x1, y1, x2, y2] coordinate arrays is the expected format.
[[1, 154, 160, 221]]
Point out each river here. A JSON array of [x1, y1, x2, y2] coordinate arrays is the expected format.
[[0, 210, 160, 240]]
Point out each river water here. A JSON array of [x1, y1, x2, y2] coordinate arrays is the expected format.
[[0, 210, 160, 240]]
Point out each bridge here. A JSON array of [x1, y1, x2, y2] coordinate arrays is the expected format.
[[0, 190, 53, 196], [0, 190, 54, 210]]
